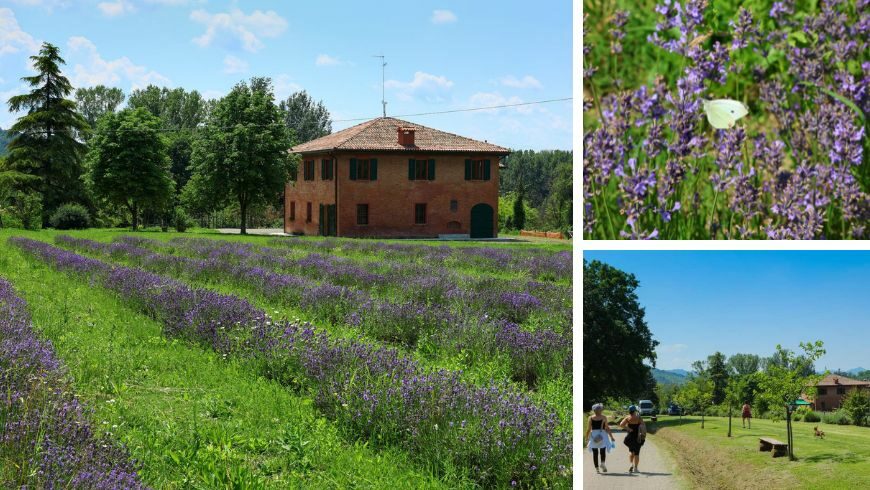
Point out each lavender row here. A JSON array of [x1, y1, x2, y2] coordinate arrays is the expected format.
[[59, 235, 570, 388], [125, 236, 572, 333], [0, 277, 147, 489], [12, 238, 572, 485], [262, 236, 572, 282]]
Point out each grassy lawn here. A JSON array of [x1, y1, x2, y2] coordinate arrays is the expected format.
[[651, 415, 870, 490], [0, 229, 467, 488]]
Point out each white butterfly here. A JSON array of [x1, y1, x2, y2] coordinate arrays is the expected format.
[[703, 99, 749, 129]]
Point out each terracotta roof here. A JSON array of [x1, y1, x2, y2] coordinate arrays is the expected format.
[[815, 374, 870, 386], [291, 117, 511, 155]]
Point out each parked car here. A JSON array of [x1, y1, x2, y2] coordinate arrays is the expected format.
[[667, 404, 682, 416], [638, 400, 655, 416]]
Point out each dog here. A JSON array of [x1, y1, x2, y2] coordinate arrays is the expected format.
[[813, 426, 825, 439]]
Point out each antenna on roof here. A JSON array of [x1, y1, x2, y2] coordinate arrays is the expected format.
[[373, 54, 387, 117]]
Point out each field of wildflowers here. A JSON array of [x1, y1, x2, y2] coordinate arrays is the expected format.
[[584, 0, 868, 239], [4, 232, 573, 488]]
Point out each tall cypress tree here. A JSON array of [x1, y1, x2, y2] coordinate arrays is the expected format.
[[6, 42, 89, 224]]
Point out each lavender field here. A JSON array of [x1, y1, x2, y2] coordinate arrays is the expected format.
[[0, 229, 573, 488]]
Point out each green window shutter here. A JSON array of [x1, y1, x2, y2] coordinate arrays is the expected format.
[[483, 159, 491, 180], [321, 160, 327, 180], [464, 159, 472, 180], [408, 159, 416, 180], [350, 158, 358, 180], [370, 158, 378, 180], [428, 159, 435, 180], [318, 204, 324, 235]]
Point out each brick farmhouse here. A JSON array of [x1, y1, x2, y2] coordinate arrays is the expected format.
[[284, 117, 510, 238], [808, 374, 870, 411]]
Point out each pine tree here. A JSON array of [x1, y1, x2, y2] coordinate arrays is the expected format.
[[513, 191, 526, 230], [6, 42, 89, 224]]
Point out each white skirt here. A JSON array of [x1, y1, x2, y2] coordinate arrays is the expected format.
[[587, 430, 614, 452]]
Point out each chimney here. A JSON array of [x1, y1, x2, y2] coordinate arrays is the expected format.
[[834, 377, 839, 384], [398, 127, 415, 146]]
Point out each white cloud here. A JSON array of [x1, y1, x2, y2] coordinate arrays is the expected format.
[[315, 54, 340, 67], [468, 92, 533, 114], [500, 75, 542, 89], [430, 9, 456, 24], [385, 71, 453, 92], [0, 8, 40, 56], [98, 0, 135, 17], [66, 36, 171, 89], [272, 74, 301, 100], [190, 8, 287, 53], [222, 54, 248, 74]]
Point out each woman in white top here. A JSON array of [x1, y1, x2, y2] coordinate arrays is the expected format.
[[585, 403, 616, 473]]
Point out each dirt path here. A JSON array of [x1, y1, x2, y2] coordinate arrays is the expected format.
[[583, 429, 684, 489]]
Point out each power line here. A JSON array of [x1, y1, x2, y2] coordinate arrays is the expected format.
[[8, 97, 573, 134]]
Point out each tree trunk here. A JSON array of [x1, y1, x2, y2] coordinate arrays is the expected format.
[[701, 411, 705, 429], [129, 202, 138, 231], [786, 405, 794, 461], [239, 197, 247, 235], [728, 404, 732, 437]]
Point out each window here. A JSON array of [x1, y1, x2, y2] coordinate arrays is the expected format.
[[303, 160, 315, 181], [837, 387, 846, 395], [289, 201, 295, 221], [415, 203, 427, 224], [357, 204, 369, 225], [818, 388, 827, 395], [350, 158, 377, 180], [306, 202, 312, 223], [465, 159, 491, 181], [408, 159, 435, 180], [450, 199, 458, 212], [321, 159, 333, 180]]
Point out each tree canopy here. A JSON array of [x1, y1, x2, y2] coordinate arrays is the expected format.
[[500, 150, 572, 232], [184, 77, 292, 234], [583, 259, 659, 410], [86, 108, 174, 229], [5, 42, 90, 223], [727, 353, 761, 376], [692, 352, 730, 404], [75, 85, 125, 130], [279, 90, 332, 144]]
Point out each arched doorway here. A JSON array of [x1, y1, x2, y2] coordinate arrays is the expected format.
[[470, 203, 494, 238]]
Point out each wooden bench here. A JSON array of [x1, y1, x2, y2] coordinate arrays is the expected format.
[[759, 437, 788, 457]]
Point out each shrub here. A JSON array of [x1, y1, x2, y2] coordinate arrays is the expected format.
[[841, 388, 870, 427], [803, 411, 821, 423], [173, 208, 194, 232], [821, 410, 851, 425], [10, 191, 42, 230], [49, 203, 91, 230]]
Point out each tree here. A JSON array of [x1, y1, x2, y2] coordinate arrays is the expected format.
[[693, 352, 730, 404], [0, 157, 39, 228], [279, 90, 332, 144], [5, 42, 90, 224], [75, 85, 125, 130], [728, 353, 761, 376], [841, 388, 869, 427], [185, 77, 292, 234], [759, 341, 826, 460], [87, 108, 173, 229], [583, 260, 659, 410], [724, 377, 747, 437], [513, 190, 526, 230], [128, 86, 207, 195], [678, 375, 714, 428]]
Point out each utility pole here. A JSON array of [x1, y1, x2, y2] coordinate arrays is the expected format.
[[373, 55, 386, 116]]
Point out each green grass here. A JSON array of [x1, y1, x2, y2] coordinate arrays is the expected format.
[[0, 229, 468, 488], [651, 415, 870, 489]]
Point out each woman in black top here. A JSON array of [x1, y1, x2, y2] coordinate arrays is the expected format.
[[618, 405, 647, 473]]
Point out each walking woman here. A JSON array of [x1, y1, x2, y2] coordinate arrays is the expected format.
[[742, 402, 752, 428], [619, 405, 647, 473], [585, 403, 616, 473]]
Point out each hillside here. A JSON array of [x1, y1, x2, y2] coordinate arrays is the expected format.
[[0, 128, 9, 156], [652, 368, 689, 385]]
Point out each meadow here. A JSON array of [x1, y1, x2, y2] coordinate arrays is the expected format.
[[583, 0, 868, 239], [0, 229, 572, 488], [652, 415, 870, 489]]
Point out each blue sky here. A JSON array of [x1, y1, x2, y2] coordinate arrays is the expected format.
[[0, 0, 572, 150], [584, 251, 870, 373]]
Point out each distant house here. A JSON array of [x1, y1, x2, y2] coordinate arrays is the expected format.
[[810, 374, 870, 411], [284, 117, 510, 238]]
